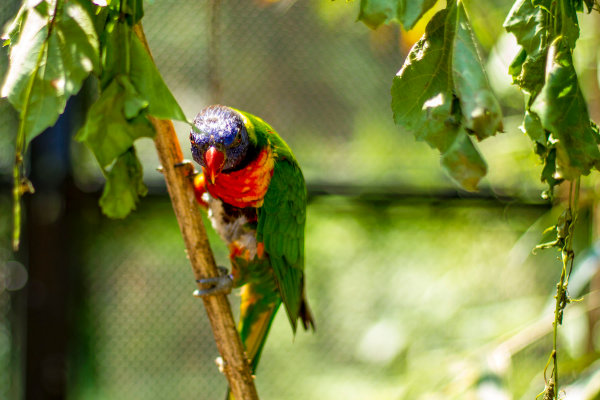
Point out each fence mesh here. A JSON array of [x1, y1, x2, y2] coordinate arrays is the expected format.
[[68, 196, 561, 400], [0, 0, 588, 399]]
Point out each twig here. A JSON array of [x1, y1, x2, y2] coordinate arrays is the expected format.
[[133, 24, 259, 400]]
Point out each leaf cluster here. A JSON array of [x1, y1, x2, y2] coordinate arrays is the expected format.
[[361, 0, 503, 190], [1, 0, 188, 233], [505, 0, 600, 195], [359, 0, 600, 195]]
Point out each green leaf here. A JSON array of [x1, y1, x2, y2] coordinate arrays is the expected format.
[[539, 145, 562, 188], [358, 0, 437, 30], [516, 49, 548, 94], [1, 0, 32, 46], [1, 0, 100, 143], [98, 16, 127, 89], [559, 1, 580, 49], [530, 37, 600, 180], [99, 147, 148, 219], [452, 4, 503, 140], [99, 19, 187, 122], [129, 34, 187, 122], [392, 8, 453, 144], [504, 0, 550, 94], [440, 127, 487, 191], [521, 109, 545, 143], [106, 0, 144, 25], [76, 76, 154, 168], [504, 0, 549, 54], [508, 47, 527, 78], [391, 3, 499, 190]]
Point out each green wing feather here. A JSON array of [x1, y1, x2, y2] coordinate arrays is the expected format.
[[258, 158, 306, 332], [238, 110, 307, 332]]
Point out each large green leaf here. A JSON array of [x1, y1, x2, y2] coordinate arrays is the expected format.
[[530, 38, 600, 180], [452, 4, 503, 140], [391, 8, 454, 147], [391, 3, 500, 190], [358, 0, 437, 30], [99, 147, 148, 219], [76, 76, 154, 168], [1, 0, 99, 143]]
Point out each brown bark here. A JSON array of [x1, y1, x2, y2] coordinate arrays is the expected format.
[[133, 24, 259, 400]]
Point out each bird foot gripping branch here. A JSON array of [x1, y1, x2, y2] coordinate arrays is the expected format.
[[172, 159, 197, 177], [193, 266, 234, 297]]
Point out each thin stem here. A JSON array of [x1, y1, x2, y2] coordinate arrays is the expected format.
[[550, 178, 580, 399], [552, 265, 564, 399], [12, 0, 60, 250]]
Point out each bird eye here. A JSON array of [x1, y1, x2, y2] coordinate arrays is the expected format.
[[232, 130, 243, 147]]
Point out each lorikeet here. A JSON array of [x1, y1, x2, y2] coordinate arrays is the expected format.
[[189, 105, 314, 384]]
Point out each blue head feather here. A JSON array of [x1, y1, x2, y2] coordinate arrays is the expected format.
[[190, 105, 250, 171]]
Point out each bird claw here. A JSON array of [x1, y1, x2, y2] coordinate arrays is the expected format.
[[174, 159, 196, 178], [193, 266, 233, 297]]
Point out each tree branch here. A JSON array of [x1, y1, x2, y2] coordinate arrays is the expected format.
[[133, 24, 259, 400]]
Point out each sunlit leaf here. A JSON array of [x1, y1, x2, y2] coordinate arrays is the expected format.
[[391, 8, 454, 147], [1, 0, 31, 47], [1, 0, 99, 143]]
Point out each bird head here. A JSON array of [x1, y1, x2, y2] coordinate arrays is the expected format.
[[190, 105, 250, 183]]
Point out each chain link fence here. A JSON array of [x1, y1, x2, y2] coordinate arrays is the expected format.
[[1, 0, 587, 399]]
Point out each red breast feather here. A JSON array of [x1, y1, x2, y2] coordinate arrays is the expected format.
[[205, 148, 275, 208]]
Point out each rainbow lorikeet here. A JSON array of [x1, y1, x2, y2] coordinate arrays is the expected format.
[[189, 105, 315, 382]]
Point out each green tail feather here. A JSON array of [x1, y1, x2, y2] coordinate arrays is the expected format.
[[225, 282, 281, 400], [240, 299, 281, 374]]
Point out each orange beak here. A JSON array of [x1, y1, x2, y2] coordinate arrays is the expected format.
[[203, 146, 226, 184]]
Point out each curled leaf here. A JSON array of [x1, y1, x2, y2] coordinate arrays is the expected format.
[[530, 37, 600, 180]]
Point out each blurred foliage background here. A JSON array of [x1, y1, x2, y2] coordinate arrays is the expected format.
[[3, 0, 600, 399]]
